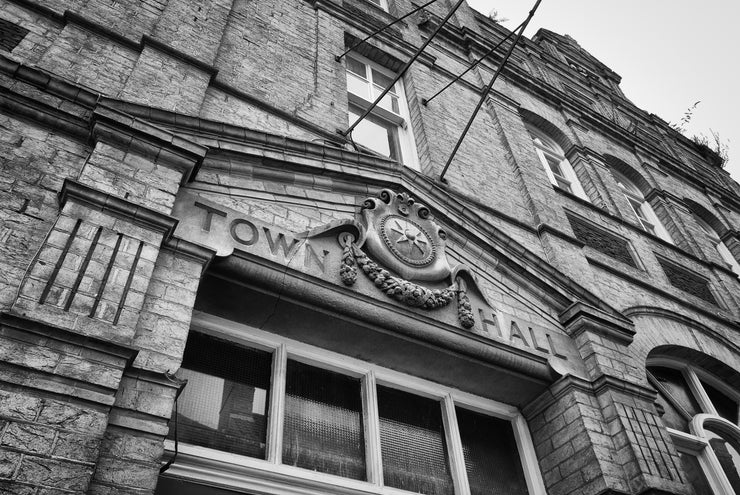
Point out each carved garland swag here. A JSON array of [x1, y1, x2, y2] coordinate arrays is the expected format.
[[339, 235, 475, 329]]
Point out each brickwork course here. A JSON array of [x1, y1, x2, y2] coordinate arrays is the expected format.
[[0, 0, 739, 494]]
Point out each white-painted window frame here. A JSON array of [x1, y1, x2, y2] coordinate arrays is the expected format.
[[647, 358, 740, 495], [345, 53, 419, 170], [161, 311, 546, 495], [525, 124, 589, 201], [693, 213, 740, 276], [365, 0, 390, 11], [611, 169, 673, 243]]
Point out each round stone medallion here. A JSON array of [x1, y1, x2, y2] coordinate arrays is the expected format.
[[380, 215, 436, 266]]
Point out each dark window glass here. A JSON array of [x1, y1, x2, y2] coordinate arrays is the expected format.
[[707, 428, 740, 493], [282, 360, 366, 481], [377, 386, 453, 495], [170, 333, 272, 459], [702, 380, 739, 424], [678, 452, 714, 495], [648, 366, 701, 432], [456, 407, 528, 495], [654, 389, 690, 432]]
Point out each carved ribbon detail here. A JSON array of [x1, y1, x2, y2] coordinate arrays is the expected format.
[[340, 235, 474, 328]]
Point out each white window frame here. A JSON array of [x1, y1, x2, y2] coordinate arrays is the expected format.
[[647, 358, 740, 495], [611, 169, 673, 243], [161, 311, 546, 495], [693, 214, 740, 276], [345, 53, 419, 170], [525, 124, 589, 201], [365, 0, 389, 11]]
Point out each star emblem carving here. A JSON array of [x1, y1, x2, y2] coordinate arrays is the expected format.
[[380, 215, 436, 266]]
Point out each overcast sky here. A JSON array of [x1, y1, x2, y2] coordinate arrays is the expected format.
[[465, 0, 740, 184]]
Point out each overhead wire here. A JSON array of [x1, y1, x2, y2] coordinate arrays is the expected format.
[[422, 19, 525, 106], [335, 0, 440, 62], [438, 0, 544, 183], [340, 0, 467, 139]]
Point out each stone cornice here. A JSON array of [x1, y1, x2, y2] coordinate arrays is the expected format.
[[589, 258, 740, 329], [522, 372, 657, 420], [559, 301, 636, 345], [59, 179, 179, 236], [91, 105, 207, 183]]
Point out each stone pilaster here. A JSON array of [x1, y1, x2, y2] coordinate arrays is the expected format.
[[554, 303, 690, 495], [0, 313, 136, 494], [3, 101, 209, 493]]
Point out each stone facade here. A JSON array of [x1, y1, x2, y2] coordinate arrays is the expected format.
[[0, 0, 739, 494]]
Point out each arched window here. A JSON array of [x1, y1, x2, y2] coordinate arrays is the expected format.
[[647, 361, 740, 494], [524, 123, 589, 201], [692, 213, 740, 276], [611, 169, 673, 243]]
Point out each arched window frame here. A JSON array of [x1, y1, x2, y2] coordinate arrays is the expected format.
[[611, 169, 673, 243], [692, 213, 740, 276], [647, 358, 740, 495], [525, 124, 589, 201]]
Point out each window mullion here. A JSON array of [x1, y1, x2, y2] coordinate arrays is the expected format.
[[266, 343, 288, 464], [685, 368, 718, 416], [513, 413, 547, 495], [441, 394, 470, 495], [362, 370, 384, 486], [699, 439, 738, 495]]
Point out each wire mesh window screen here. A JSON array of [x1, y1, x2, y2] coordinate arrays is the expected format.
[[455, 407, 528, 495], [170, 332, 272, 459], [282, 360, 367, 481], [377, 386, 454, 495]]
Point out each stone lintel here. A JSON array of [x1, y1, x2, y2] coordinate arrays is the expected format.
[[560, 301, 635, 345], [59, 179, 178, 237], [91, 105, 207, 183]]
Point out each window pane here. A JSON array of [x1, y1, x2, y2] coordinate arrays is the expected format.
[[707, 428, 740, 493], [456, 407, 528, 495], [170, 333, 272, 459], [282, 360, 366, 481], [702, 380, 739, 424], [347, 73, 371, 100], [372, 89, 400, 115], [648, 366, 701, 432], [348, 108, 399, 160], [377, 386, 454, 495], [371, 68, 395, 92], [545, 154, 564, 177], [677, 452, 714, 495], [346, 57, 366, 78]]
